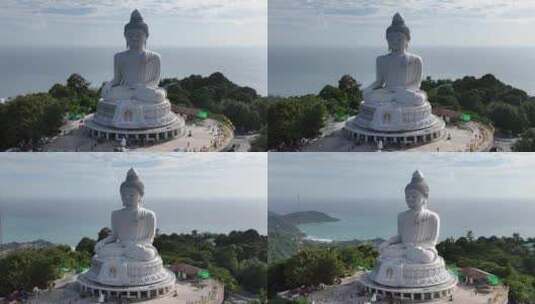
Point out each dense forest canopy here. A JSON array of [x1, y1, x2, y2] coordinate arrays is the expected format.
[[0, 72, 265, 151], [0, 229, 267, 299]]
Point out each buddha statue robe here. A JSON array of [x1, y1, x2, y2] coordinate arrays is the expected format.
[[363, 52, 426, 106], [101, 50, 166, 103], [95, 207, 158, 261], [379, 209, 439, 264]]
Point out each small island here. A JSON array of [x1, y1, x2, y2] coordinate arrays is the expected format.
[[281, 211, 339, 225], [266, 173, 524, 303]]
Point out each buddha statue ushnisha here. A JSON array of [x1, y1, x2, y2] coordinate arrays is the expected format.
[[378, 170, 438, 264], [95, 168, 157, 261], [101, 9, 166, 104], [362, 13, 426, 106]]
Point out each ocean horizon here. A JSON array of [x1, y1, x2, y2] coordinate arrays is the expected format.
[[269, 198, 535, 242], [269, 46, 535, 97], [0, 198, 267, 247], [0, 46, 267, 98]]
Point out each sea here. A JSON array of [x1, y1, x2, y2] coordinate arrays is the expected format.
[[269, 198, 535, 242], [269, 46, 535, 97], [0, 46, 267, 98], [0, 198, 267, 247]]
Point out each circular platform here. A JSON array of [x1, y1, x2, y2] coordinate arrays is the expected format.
[[343, 115, 446, 145], [84, 113, 186, 143], [360, 272, 457, 303], [77, 268, 176, 301]]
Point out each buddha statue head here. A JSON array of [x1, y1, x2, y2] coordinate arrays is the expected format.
[[124, 9, 149, 51], [404, 170, 429, 211], [120, 168, 144, 208], [386, 13, 410, 53]]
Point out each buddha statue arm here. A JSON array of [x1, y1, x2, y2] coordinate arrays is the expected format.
[[363, 57, 385, 96], [140, 209, 156, 244], [94, 213, 119, 252], [145, 53, 161, 88], [406, 55, 423, 91], [420, 213, 439, 248], [110, 54, 123, 87], [379, 234, 401, 251]]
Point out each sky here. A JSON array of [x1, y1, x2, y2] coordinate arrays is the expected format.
[[270, 0, 535, 47], [0, 0, 266, 47], [269, 152, 535, 203], [0, 152, 267, 202]]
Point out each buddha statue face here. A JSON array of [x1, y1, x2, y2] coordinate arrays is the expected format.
[[387, 31, 408, 53], [405, 189, 426, 211], [121, 186, 142, 208], [125, 29, 147, 51]]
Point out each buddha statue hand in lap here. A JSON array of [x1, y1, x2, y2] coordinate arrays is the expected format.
[[95, 168, 158, 262], [362, 13, 426, 106], [101, 9, 166, 104], [378, 170, 439, 264]]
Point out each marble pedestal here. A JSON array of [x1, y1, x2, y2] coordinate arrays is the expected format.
[[360, 272, 457, 303], [85, 98, 186, 144], [77, 269, 176, 301], [77, 254, 176, 301], [344, 101, 445, 146], [371, 256, 452, 288]]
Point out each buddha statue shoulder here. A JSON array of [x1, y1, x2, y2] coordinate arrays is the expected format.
[[101, 10, 166, 104], [379, 170, 439, 264], [95, 168, 158, 261], [362, 13, 426, 106]]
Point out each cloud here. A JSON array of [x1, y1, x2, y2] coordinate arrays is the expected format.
[[269, 0, 535, 46], [269, 153, 535, 201], [40, 7, 97, 16], [1, 0, 265, 21], [0, 153, 267, 201], [0, 0, 266, 47]]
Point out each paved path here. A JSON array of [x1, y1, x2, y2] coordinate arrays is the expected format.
[[27, 280, 223, 304], [43, 119, 233, 152], [299, 273, 507, 304], [301, 121, 493, 152]]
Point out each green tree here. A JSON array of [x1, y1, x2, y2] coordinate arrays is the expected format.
[[458, 90, 484, 113], [48, 83, 73, 99], [214, 246, 240, 275], [521, 101, 535, 127], [75, 237, 96, 255], [0, 93, 65, 150], [513, 129, 535, 152], [66, 73, 91, 96], [238, 259, 267, 293], [98, 227, 112, 241], [488, 102, 527, 134], [267, 96, 327, 150]]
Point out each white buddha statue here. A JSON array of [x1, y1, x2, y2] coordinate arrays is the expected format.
[[370, 170, 452, 288], [378, 170, 438, 264], [79, 168, 175, 291], [94, 168, 157, 261], [101, 9, 166, 104], [362, 13, 426, 106]]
